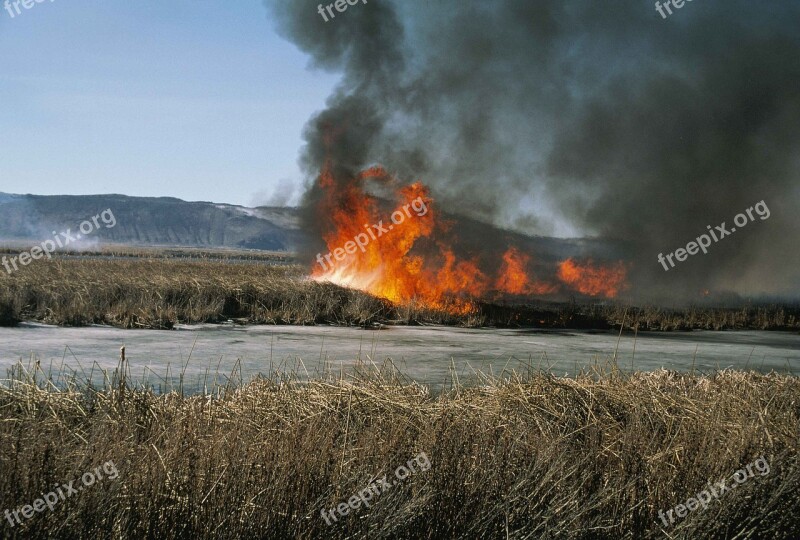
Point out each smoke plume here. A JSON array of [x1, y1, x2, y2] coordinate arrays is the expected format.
[[264, 0, 800, 302]]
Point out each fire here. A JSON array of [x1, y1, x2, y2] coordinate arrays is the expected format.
[[312, 162, 446, 305], [495, 247, 557, 295], [556, 258, 628, 298], [311, 161, 629, 311]]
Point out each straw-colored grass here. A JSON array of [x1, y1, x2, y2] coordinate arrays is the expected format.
[[1, 257, 798, 331], [0, 259, 390, 328], [0, 362, 797, 539]]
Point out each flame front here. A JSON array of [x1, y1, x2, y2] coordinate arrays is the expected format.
[[556, 258, 628, 298], [311, 163, 629, 311], [495, 247, 558, 295]]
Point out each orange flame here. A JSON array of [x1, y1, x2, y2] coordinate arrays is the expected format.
[[495, 247, 558, 295], [557, 258, 628, 298], [312, 161, 628, 311]]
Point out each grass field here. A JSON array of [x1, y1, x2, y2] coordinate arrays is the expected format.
[[0, 258, 394, 328], [0, 362, 797, 539], [0, 255, 798, 330], [0, 245, 292, 262]]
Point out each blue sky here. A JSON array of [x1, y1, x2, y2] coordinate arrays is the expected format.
[[0, 0, 339, 206]]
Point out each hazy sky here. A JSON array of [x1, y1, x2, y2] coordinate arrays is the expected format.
[[0, 0, 338, 206]]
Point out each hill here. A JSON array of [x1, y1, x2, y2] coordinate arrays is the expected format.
[[0, 193, 305, 251]]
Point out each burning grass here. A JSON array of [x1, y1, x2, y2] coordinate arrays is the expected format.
[[310, 164, 629, 307], [0, 257, 797, 330], [0, 362, 798, 538]]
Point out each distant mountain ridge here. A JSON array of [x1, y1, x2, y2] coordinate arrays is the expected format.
[[0, 192, 626, 269], [0, 193, 306, 251]]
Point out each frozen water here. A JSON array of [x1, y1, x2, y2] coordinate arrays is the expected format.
[[0, 323, 797, 393]]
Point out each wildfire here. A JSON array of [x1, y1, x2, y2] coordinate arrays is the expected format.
[[495, 247, 557, 295], [311, 162, 629, 311], [556, 258, 628, 298]]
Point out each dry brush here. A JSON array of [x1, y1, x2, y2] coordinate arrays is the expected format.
[[0, 363, 798, 539]]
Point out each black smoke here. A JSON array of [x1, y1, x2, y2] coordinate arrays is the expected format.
[[264, 0, 800, 302]]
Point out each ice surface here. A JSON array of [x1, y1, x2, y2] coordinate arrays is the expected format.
[[0, 324, 797, 393]]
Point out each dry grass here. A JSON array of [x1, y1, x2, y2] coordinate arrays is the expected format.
[[0, 245, 291, 262], [0, 259, 390, 328], [0, 361, 798, 539], [0, 258, 507, 328], [603, 303, 800, 331], [481, 301, 800, 331], [1, 257, 798, 330]]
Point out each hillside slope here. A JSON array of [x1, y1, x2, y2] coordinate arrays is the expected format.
[[0, 193, 305, 251]]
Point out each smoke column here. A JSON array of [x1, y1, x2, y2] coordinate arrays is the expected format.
[[264, 0, 800, 302]]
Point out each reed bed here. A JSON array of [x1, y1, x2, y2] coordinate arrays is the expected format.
[[0, 245, 291, 262], [0, 259, 390, 328], [0, 361, 797, 539], [0, 257, 798, 330]]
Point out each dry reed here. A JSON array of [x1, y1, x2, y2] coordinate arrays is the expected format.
[[0, 360, 797, 539], [0, 257, 798, 330]]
